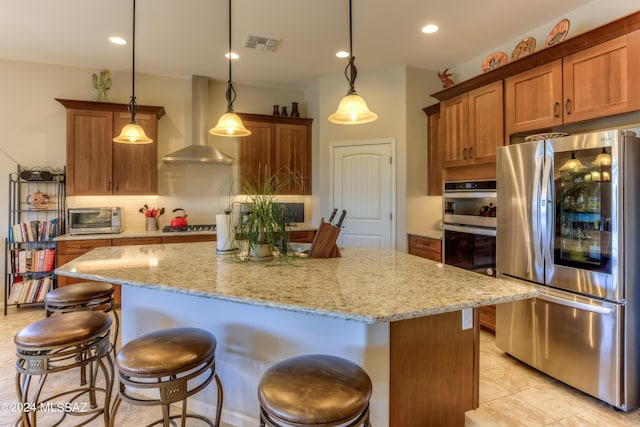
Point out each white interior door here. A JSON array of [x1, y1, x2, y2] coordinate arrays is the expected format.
[[331, 140, 395, 248]]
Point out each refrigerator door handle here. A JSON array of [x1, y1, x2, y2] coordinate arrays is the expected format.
[[540, 145, 554, 270], [536, 292, 614, 315], [532, 145, 544, 269]]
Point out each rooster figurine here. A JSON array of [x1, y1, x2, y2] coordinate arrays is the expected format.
[[438, 68, 455, 88]]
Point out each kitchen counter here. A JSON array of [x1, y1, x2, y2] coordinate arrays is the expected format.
[[54, 224, 318, 241], [55, 243, 535, 426], [54, 243, 532, 323]]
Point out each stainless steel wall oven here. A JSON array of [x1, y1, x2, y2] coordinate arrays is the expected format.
[[443, 180, 497, 277]]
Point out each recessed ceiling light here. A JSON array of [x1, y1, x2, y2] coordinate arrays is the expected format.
[[336, 51, 349, 58], [109, 36, 127, 45], [422, 24, 439, 34], [225, 52, 239, 60]]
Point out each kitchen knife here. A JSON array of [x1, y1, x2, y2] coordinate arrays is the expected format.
[[335, 210, 347, 228], [328, 208, 338, 224]]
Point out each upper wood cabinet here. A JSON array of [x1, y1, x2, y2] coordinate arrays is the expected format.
[[56, 99, 165, 196], [441, 81, 504, 168], [238, 113, 312, 195], [505, 31, 640, 136], [423, 104, 442, 195]]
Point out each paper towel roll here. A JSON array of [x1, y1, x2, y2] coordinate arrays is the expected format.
[[216, 214, 235, 253]]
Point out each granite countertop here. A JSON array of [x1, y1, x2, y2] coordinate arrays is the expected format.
[[54, 225, 317, 241], [55, 242, 536, 324]]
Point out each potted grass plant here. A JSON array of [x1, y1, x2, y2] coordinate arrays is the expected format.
[[232, 167, 304, 261]]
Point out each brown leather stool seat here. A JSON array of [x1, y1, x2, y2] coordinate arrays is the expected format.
[[258, 354, 372, 427], [45, 281, 119, 353], [14, 311, 114, 426], [110, 327, 223, 427]]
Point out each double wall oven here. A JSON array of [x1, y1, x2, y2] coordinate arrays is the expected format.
[[442, 180, 497, 277]]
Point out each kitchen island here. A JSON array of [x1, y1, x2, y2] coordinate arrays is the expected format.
[[55, 242, 536, 427]]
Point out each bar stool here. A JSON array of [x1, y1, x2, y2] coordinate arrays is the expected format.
[[110, 327, 223, 427], [258, 354, 372, 427], [44, 281, 119, 354], [14, 311, 114, 427]]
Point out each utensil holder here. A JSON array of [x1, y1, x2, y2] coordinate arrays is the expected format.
[[146, 217, 158, 231]]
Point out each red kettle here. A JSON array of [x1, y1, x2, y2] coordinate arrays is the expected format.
[[170, 208, 188, 227]]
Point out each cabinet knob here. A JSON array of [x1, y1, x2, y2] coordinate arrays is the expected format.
[[553, 102, 560, 118], [468, 147, 474, 159], [463, 148, 468, 159], [107, 181, 112, 191], [565, 99, 572, 115]]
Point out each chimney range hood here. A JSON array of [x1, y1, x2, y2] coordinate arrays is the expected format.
[[162, 75, 235, 164]]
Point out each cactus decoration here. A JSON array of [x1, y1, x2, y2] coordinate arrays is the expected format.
[[92, 69, 112, 102]]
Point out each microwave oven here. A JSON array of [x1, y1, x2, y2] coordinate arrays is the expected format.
[[68, 207, 122, 235]]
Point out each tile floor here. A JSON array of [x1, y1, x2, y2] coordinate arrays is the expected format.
[[1, 306, 640, 426]]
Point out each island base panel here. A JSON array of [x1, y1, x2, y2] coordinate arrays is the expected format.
[[390, 309, 480, 427]]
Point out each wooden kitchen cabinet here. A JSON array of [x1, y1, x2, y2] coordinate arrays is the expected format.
[[238, 113, 312, 195], [408, 234, 442, 262], [111, 237, 162, 246], [288, 230, 316, 243], [480, 305, 496, 334], [56, 99, 165, 196], [161, 234, 216, 244], [441, 81, 504, 168], [423, 104, 443, 195], [505, 31, 640, 136]]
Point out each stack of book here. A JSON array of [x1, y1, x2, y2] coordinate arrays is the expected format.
[[9, 248, 56, 273], [8, 218, 59, 242], [7, 276, 53, 304]]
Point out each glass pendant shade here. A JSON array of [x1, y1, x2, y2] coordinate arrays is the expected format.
[[209, 112, 251, 137], [559, 151, 586, 172], [113, 122, 152, 144], [329, 93, 378, 124], [593, 148, 612, 166]]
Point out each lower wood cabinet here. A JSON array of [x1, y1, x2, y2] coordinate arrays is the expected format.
[[288, 230, 316, 243], [480, 305, 496, 334], [408, 234, 442, 262]]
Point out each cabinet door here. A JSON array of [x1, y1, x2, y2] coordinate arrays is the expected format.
[[426, 108, 442, 195], [441, 93, 469, 168], [111, 237, 162, 245], [504, 59, 563, 136], [239, 121, 274, 192], [274, 123, 311, 195], [66, 109, 113, 195], [468, 81, 504, 165], [563, 31, 640, 123], [57, 239, 112, 287], [112, 112, 158, 195]]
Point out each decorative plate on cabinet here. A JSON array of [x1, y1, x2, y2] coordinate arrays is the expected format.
[[524, 132, 569, 142], [547, 19, 570, 46], [511, 37, 536, 60], [481, 52, 508, 72]]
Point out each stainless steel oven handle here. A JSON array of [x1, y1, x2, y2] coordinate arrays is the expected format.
[[442, 191, 497, 199], [536, 292, 613, 315], [443, 224, 496, 236]]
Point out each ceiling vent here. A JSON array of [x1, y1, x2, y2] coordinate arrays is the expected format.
[[243, 34, 280, 52]]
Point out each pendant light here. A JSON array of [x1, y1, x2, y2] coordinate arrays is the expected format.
[[592, 147, 612, 166], [559, 150, 586, 172], [328, 0, 378, 124], [113, 0, 152, 144], [210, 0, 251, 137]]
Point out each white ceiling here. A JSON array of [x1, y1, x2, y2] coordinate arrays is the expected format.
[[0, 0, 593, 89]]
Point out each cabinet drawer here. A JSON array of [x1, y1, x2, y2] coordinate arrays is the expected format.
[[162, 235, 216, 243], [289, 230, 316, 243], [58, 239, 111, 255], [408, 235, 442, 262], [111, 237, 162, 246]]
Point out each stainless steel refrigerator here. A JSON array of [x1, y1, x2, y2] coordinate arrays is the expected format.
[[496, 128, 640, 410]]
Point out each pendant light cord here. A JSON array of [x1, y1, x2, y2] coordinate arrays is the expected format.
[[345, 0, 358, 95], [225, 0, 238, 112], [128, 0, 139, 123]]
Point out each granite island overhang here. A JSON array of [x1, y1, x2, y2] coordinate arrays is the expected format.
[[55, 242, 537, 426]]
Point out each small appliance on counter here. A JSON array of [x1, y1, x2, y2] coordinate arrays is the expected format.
[[67, 207, 122, 235]]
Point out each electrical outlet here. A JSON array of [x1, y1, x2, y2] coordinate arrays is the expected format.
[[462, 308, 473, 330]]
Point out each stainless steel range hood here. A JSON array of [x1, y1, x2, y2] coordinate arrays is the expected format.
[[163, 75, 234, 164]]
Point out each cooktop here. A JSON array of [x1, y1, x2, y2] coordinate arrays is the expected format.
[[162, 224, 216, 233]]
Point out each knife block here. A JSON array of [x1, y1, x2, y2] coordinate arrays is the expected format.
[[309, 218, 341, 258]]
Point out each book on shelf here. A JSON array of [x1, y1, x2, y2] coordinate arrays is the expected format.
[[8, 277, 52, 305], [7, 218, 59, 243], [10, 248, 56, 273]]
